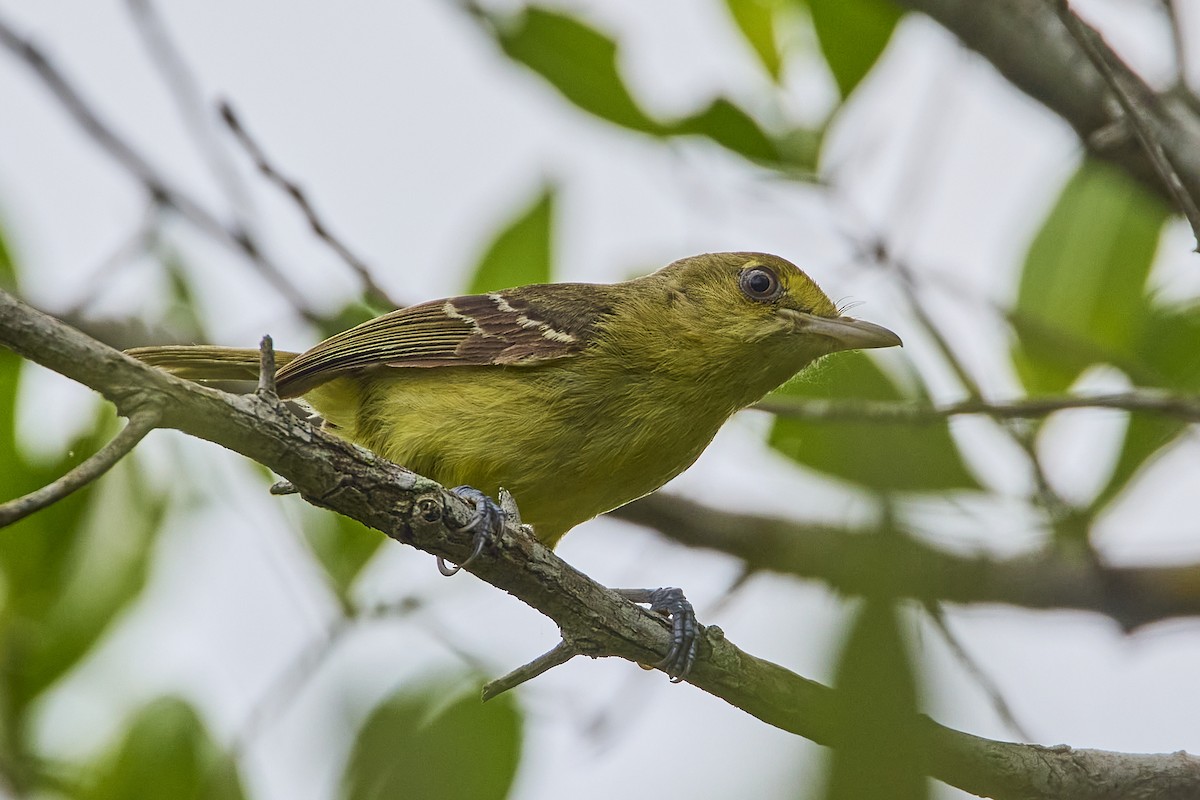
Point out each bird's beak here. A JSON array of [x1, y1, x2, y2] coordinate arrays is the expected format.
[[778, 309, 902, 351]]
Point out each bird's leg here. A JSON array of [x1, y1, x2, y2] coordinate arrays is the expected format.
[[613, 587, 698, 681], [437, 486, 505, 576]]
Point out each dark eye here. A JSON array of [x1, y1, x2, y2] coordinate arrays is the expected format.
[[739, 266, 781, 301]]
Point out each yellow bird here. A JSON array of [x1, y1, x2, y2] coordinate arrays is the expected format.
[[130, 251, 900, 677]]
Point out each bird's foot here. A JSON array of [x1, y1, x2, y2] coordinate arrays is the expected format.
[[614, 587, 698, 681], [437, 485, 505, 576]]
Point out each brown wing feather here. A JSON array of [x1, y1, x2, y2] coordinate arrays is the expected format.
[[274, 283, 615, 397]]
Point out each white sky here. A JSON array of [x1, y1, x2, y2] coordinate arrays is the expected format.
[[3, 1, 1200, 799]]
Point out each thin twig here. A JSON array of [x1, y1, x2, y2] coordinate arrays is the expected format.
[[61, 201, 162, 318], [1161, 0, 1188, 91], [230, 615, 353, 759], [0, 13, 323, 321], [923, 600, 1033, 742], [482, 640, 579, 701], [231, 596, 424, 759], [1011, 426, 1083, 532], [0, 408, 160, 527], [755, 390, 1200, 423], [219, 100, 401, 310], [1055, 0, 1200, 250], [125, 0, 252, 218]]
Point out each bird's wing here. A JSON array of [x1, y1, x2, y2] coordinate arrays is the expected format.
[[275, 283, 614, 396]]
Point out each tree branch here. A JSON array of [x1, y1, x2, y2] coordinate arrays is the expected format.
[[894, 0, 1200, 215], [1053, 0, 1200, 249], [611, 493, 1200, 631], [0, 406, 160, 527], [4, 288, 1200, 798], [218, 100, 402, 310], [0, 13, 323, 323], [756, 390, 1200, 423]]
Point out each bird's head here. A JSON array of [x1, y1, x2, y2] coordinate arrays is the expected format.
[[657, 251, 898, 349], [621, 252, 901, 401]]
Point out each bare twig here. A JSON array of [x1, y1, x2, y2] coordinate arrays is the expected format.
[[1010, 426, 1084, 534], [0, 407, 160, 527], [892, 0, 1200, 212], [125, 0, 251, 217], [1161, 0, 1188, 91], [61, 201, 162, 318], [0, 13, 323, 321], [482, 640, 580, 701], [231, 615, 353, 758], [219, 100, 401, 310], [755, 390, 1200, 423], [923, 601, 1033, 742], [1054, 0, 1200, 249]]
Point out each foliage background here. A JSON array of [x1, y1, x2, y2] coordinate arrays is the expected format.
[[2, 0, 1199, 798]]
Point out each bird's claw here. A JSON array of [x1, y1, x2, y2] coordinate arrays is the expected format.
[[614, 586, 698, 681], [437, 485, 505, 576]]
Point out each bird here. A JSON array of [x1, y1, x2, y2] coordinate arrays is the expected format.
[[129, 251, 900, 677]]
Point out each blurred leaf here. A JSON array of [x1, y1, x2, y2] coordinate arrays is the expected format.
[[83, 697, 245, 800], [161, 249, 212, 340], [483, 7, 808, 167], [0, 407, 114, 625], [317, 300, 387, 340], [0, 349, 24, 487], [342, 682, 521, 800], [1094, 414, 1179, 511], [677, 98, 782, 163], [1136, 302, 1200, 389], [725, 0, 785, 80], [823, 599, 928, 800], [0, 395, 167, 719], [769, 352, 978, 491], [1093, 303, 1200, 508], [303, 511, 384, 596], [493, 7, 662, 134], [468, 186, 555, 293], [1012, 159, 1168, 393], [800, 0, 903, 99], [0, 218, 15, 292], [31, 451, 168, 695]]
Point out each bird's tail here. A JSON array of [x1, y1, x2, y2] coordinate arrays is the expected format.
[[126, 346, 300, 384]]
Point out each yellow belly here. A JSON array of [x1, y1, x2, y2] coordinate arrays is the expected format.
[[304, 363, 726, 547]]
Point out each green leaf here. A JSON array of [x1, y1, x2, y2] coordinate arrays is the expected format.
[[1137, 303, 1200, 389], [30, 452, 167, 699], [468, 186, 555, 293], [0, 400, 168, 718], [83, 697, 245, 800], [493, 8, 662, 134], [1011, 159, 1169, 393], [1093, 303, 1200, 508], [823, 599, 928, 800], [769, 352, 978, 491], [484, 7, 808, 167], [0, 349, 23, 487], [0, 217, 16, 292], [302, 511, 384, 596], [725, 0, 785, 80], [342, 682, 521, 800], [801, 0, 903, 99], [677, 98, 782, 163], [317, 301, 386, 340]]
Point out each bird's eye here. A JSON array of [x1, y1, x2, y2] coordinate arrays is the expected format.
[[739, 266, 782, 302]]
